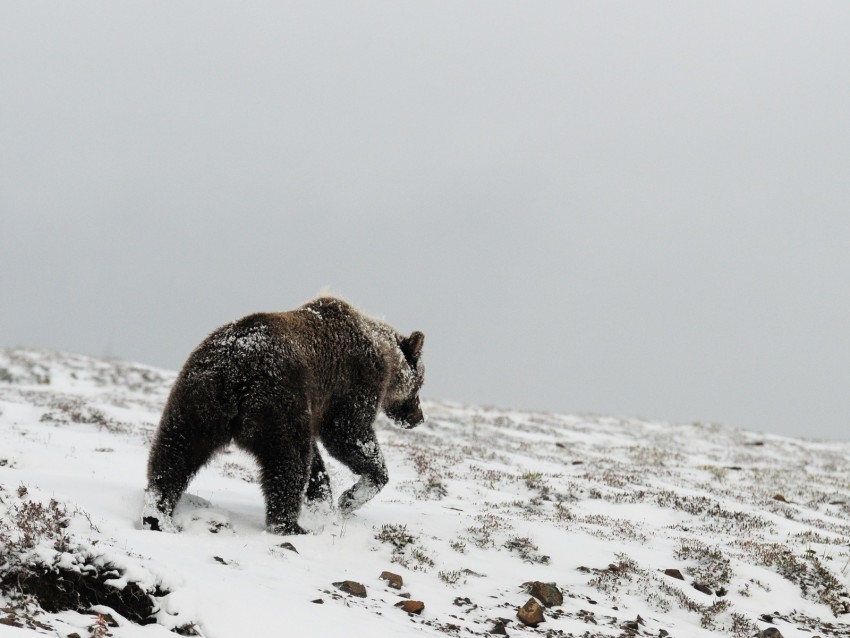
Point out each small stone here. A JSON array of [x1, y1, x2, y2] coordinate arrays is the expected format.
[[395, 600, 424, 614], [516, 598, 544, 627], [67, 634, 82, 638], [279, 542, 298, 553], [757, 629, 784, 638], [380, 571, 403, 589], [311, 599, 324, 604], [524, 581, 563, 608], [773, 494, 788, 503], [716, 587, 728, 597], [663, 568, 684, 580], [659, 631, 669, 638], [692, 583, 713, 596], [333, 580, 367, 598]]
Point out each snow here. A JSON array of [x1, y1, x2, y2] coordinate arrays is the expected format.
[[1, 348, 849, 637]]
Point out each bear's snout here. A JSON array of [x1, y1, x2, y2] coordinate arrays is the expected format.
[[406, 404, 425, 428], [386, 397, 425, 429]]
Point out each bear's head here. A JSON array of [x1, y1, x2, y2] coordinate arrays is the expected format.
[[384, 331, 425, 429]]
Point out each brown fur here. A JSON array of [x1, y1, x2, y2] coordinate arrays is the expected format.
[[143, 297, 425, 534]]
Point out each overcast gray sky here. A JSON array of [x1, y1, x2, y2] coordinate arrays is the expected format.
[[2, 2, 849, 440]]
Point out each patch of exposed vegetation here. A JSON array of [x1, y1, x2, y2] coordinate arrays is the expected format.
[[0, 492, 169, 625], [374, 524, 435, 572], [674, 538, 733, 589]]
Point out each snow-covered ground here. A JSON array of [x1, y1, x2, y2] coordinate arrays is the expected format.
[[1, 348, 849, 638]]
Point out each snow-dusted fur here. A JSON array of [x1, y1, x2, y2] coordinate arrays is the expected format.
[[144, 297, 425, 535]]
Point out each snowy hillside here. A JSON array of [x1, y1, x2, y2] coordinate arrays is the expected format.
[[1, 348, 849, 638]]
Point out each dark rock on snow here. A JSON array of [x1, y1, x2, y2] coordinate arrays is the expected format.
[[395, 600, 425, 614], [524, 581, 563, 608], [692, 583, 713, 596], [379, 571, 403, 589], [516, 598, 544, 627], [490, 619, 509, 635], [333, 581, 367, 598]]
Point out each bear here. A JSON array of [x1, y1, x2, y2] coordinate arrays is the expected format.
[[142, 296, 425, 535]]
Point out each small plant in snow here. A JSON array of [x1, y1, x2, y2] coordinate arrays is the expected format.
[[89, 613, 110, 638], [2, 497, 71, 554], [375, 523, 434, 572], [729, 612, 759, 638], [587, 554, 639, 596], [438, 569, 464, 585], [375, 524, 414, 551], [449, 539, 467, 553], [465, 512, 509, 549], [503, 536, 550, 565], [522, 471, 544, 490], [674, 538, 733, 588]]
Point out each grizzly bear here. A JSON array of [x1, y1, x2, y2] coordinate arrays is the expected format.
[[142, 297, 425, 535]]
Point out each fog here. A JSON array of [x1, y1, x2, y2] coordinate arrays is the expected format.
[[2, 2, 849, 438]]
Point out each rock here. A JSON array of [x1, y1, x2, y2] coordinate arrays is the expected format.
[[692, 583, 713, 596], [279, 542, 298, 553], [462, 568, 486, 577], [333, 580, 367, 598], [395, 600, 424, 614], [516, 598, 544, 627], [757, 629, 783, 638], [67, 634, 82, 638], [490, 619, 509, 635], [773, 494, 788, 503], [379, 571, 403, 589], [716, 587, 728, 597], [524, 581, 563, 608], [311, 599, 324, 604], [663, 569, 684, 580]]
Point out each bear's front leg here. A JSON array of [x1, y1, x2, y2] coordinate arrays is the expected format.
[[323, 429, 388, 515]]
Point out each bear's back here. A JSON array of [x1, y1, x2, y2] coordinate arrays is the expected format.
[[176, 297, 395, 410], [270, 298, 391, 391]]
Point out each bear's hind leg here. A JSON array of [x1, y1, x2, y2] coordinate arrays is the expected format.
[[145, 412, 228, 531], [247, 424, 312, 535], [304, 441, 332, 506]]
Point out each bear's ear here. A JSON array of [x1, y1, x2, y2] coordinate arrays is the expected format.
[[402, 331, 425, 363]]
